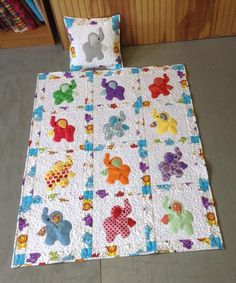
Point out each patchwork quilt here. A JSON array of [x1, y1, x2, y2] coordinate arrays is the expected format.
[[12, 65, 223, 268]]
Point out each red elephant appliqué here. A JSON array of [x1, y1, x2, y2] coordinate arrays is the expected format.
[[149, 73, 173, 99], [50, 116, 75, 142], [103, 199, 136, 242]]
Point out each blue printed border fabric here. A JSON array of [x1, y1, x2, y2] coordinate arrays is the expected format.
[[12, 65, 223, 268], [64, 15, 122, 71]]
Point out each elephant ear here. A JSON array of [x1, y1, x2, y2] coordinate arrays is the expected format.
[[122, 124, 129, 131], [111, 157, 122, 168], [61, 83, 70, 93], [108, 81, 117, 89], [152, 109, 157, 119], [50, 211, 63, 226], [171, 201, 183, 214]]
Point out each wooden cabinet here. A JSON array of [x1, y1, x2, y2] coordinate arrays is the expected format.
[[0, 0, 55, 48]]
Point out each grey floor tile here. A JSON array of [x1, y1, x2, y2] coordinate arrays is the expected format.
[[101, 36, 236, 283], [1, 36, 236, 283], [0, 45, 101, 283]]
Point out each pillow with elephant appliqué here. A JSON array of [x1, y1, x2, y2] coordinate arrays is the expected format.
[[64, 15, 123, 71]]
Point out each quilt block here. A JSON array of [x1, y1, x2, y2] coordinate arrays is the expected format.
[[12, 65, 223, 268]]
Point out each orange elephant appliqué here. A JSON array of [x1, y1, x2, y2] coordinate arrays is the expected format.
[[102, 153, 131, 185]]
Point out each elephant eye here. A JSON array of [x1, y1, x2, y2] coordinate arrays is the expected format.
[[98, 37, 100, 40], [47, 218, 50, 222]]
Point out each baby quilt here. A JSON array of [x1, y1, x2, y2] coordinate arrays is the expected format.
[[12, 65, 223, 268]]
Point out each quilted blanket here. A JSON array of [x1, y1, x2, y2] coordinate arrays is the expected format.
[[12, 65, 223, 268]]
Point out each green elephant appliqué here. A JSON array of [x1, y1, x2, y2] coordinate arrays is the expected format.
[[161, 196, 194, 235]]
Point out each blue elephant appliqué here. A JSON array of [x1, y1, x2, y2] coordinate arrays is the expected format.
[[41, 207, 72, 246]]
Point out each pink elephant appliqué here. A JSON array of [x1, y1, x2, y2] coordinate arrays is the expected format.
[[103, 199, 136, 243]]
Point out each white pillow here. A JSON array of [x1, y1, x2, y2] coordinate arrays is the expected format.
[[64, 15, 123, 71]]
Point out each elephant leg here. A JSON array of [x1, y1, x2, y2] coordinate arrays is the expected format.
[[105, 93, 114, 100], [61, 178, 69, 188], [66, 96, 74, 103], [106, 234, 115, 243], [169, 223, 178, 234], [106, 174, 116, 184], [53, 92, 63, 105], [116, 129, 124, 137], [120, 175, 129, 185], [53, 133, 62, 142], [104, 126, 113, 140], [59, 234, 70, 246], [65, 126, 75, 142], [183, 222, 193, 235], [169, 125, 177, 135], [45, 233, 56, 245], [157, 126, 166, 135], [97, 51, 104, 60], [55, 98, 63, 105], [104, 221, 117, 242], [120, 226, 131, 238], [83, 43, 94, 62]]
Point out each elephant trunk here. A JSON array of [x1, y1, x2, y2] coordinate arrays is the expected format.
[[152, 109, 157, 119], [119, 111, 126, 122], [104, 153, 110, 166], [41, 207, 49, 224], [70, 79, 76, 89], [101, 78, 107, 88], [162, 196, 169, 212], [50, 116, 56, 127], [98, 27, 104, 41]]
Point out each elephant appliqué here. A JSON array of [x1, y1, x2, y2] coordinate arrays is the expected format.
[[158, 147, 188, 182], [44, 156, 75, 191], [48, 116, 75, 142], [101, 153, 131, 185], [161, 197, 194, 235], [41, 207, 72, 246], [103, 111, 129, 140], [53, 80, 77, 105], [151, 109, 177, 135], [101, 79, 125, 101], [83, 27, 105, 62], [103, 199, 136, 242], [149, 74, 173, 99]]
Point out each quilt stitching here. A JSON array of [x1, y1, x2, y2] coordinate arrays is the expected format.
[[12, 65, 223, 268]]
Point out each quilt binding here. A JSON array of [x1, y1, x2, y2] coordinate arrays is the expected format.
[[11, 65, 224, 268]]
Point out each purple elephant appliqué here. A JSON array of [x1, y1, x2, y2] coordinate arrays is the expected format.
[[158, 147, 188, 181], [101, 79, 125, 101]]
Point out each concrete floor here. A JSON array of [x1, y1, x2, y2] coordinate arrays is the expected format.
[[0, 36, 236, 283]]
